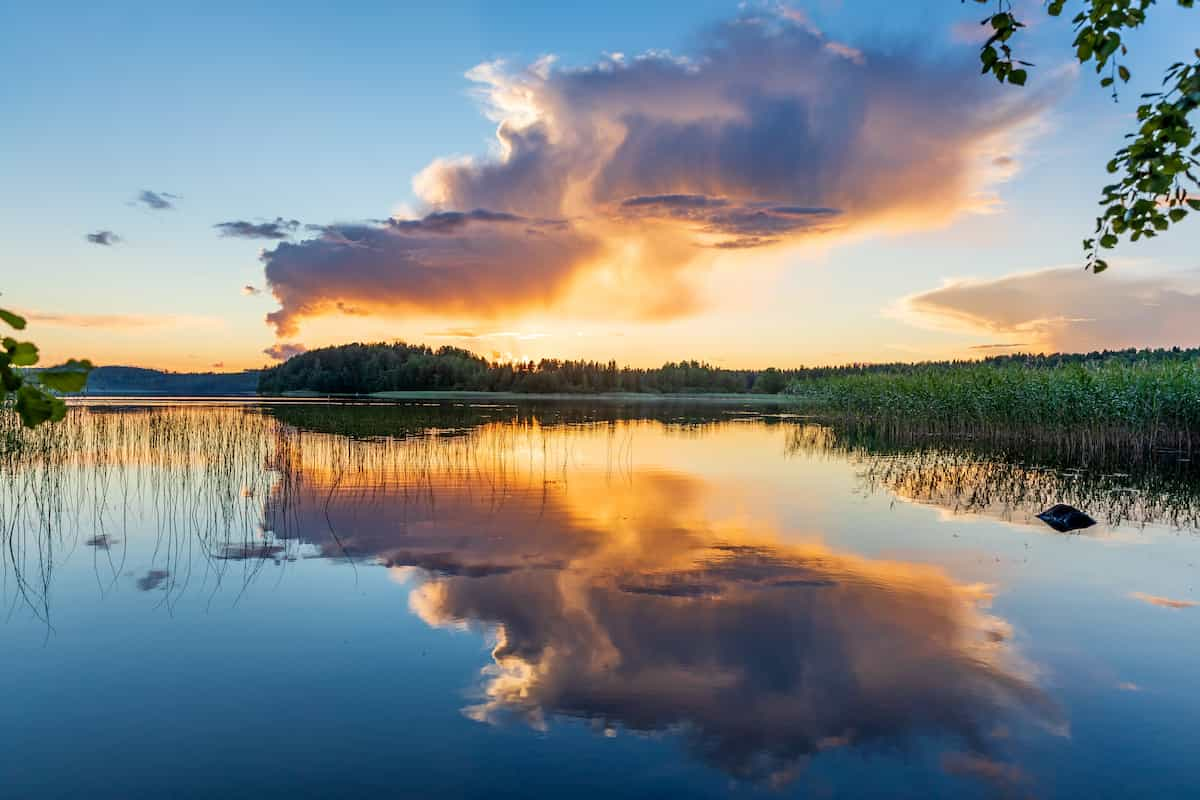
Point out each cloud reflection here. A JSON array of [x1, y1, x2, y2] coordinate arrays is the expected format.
[[265, 432, 1061, 785]]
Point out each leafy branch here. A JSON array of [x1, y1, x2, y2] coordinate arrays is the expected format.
[[1, 307, 92, 428], [968, 0, 1198, 272]]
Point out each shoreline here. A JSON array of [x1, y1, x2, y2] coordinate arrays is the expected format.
[[363, 390, 798, 405], [65, 390, 801, 406]]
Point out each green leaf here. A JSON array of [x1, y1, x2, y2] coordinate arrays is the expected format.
[[1009, 69, 1028, 86], [37, 359, 93, 393], [0, 308, 26, 330], [1119, 65, 1131, 83], [0, 360, 20, 391], [8, 340, 38, 367], [15, 383, 66, 428]]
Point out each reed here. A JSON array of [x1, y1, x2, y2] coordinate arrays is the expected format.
[[785, 359, 1200, 453]]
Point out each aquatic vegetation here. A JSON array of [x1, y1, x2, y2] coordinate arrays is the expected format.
[[0, 405, 281, 619], [787, 422, 1200, 530], [786, 357, 1200, 451]]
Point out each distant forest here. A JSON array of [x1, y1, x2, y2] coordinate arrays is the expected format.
[[255, 341, 1200, 396], [77, 366, 260, 395]]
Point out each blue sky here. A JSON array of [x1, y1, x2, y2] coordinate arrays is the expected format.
[[2, 1, 1197, 370]]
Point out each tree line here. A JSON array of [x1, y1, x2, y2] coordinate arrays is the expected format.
[[256, 342, 793, 395], [255, 341, 1200, 396]]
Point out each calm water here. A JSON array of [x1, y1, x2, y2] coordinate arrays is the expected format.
[[2, 400, 1198, 798]]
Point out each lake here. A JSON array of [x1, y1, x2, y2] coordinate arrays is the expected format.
[[2, 399, 1198, 798]]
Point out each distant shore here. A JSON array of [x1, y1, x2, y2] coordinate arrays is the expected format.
[[284, 389, 800, 406], [65, 390, 799, 406]]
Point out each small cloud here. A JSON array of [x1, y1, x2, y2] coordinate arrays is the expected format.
[[1116, 681, 1142, 692], [949, 18, 991, 44], [216, 218, 302, 240], [424, 328, 549, 341], [386, 208, 525, 234], [941, 752, 1027, 790], [21, 311, 223, 331], [621, 194, 730, 209], [823, 40, 864, 64], [211, 362, 224, 369], [264, 342, 307, 361], [968, 342, 1030, 351], [135, 190, 179, 210], [425, 327, 480, 339], [85, 534, 118, 550], [85, 230, 121, 246], [136, 569, 170, 591], [1130, 592, 1197, 609], [242, 285, 262, 296]]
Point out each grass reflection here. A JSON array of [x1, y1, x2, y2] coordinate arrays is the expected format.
[[788, 422, 1200, 530]]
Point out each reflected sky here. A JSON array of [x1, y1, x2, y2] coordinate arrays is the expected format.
[[267, 447, 1059, 785], [2, 401, 1198, 798]]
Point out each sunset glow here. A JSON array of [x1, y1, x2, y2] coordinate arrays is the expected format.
[[4, 1, 1197, 371]]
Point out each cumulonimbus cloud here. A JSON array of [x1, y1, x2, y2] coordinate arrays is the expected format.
[[261, 7, 1046, 337], [902, 267, 1200, 353]]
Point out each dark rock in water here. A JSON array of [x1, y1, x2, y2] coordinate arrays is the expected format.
[[1037, 504, 1097, 533]]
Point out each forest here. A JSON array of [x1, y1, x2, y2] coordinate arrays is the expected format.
[[255, 341, 1200, 397], [256, 341, 794, 394]]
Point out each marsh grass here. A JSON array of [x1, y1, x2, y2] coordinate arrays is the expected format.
[[0, 406, 281, 621], [786, 360, 1200, 455]]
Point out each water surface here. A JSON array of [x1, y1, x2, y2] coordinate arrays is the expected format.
[[2, 400, 1198, 798]]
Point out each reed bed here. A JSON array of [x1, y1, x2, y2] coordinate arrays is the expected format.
[[785, 359, 1200, 455]]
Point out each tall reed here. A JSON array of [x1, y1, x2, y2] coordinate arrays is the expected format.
[[785, 359, 1200, 454]]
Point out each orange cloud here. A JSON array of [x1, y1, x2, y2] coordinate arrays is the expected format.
[[21, 311, 223, 331], [902, 267, 1200, 353], [261, 8, 1047, 337], [941, 752, 1028, 791], [1131, 592, 1197, 609]]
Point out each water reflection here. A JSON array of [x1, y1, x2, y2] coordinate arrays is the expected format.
[[788, 423, 1200, 531], [17, 401, 1200, 793], [259, 414, 1061, 785]]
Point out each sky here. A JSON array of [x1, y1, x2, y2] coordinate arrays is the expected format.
[[2, 0, 1198, 372]]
